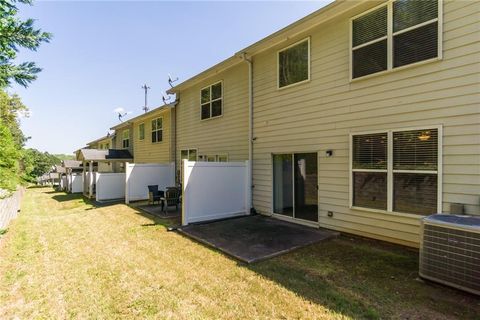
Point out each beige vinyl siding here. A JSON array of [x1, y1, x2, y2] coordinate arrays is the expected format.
[[113, 125, 134, 172], [114, 126, 134, 154], [176, 63, 249, 169], [252, 0, 480, 248], [133, 109, 173, 163]]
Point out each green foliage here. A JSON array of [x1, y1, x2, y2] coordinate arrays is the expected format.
[[21, 148, 60, 179], [0, 90, 29, 147], [0, 120, 21, 190], [0, 89, 60, 190], [53, 154, 75, 161], [0, 0, 52, 88]]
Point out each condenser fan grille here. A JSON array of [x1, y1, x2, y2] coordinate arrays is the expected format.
[[420, 222, 480, 295]]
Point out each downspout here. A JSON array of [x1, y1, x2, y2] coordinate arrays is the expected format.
[[242, 53, 255, 214], [172, 101, 177, 185]]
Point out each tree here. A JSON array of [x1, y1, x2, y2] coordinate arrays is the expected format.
[[0, 0, 51, 88], [21, 148, 60, 179], [0, 120, 21, 190], [0, 90, 29, 147]]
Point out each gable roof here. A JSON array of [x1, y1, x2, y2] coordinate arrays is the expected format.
[[110, 102, 176, 130], [62, 160, 82, 169], [167, 0, 370, 93], [87, 134, 113, 146], [54, 165, 66, 174], [78, 148, 133, 161]]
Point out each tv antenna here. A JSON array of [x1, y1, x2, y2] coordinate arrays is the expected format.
[[118, 112, 127, 122], [168, 74, 178, 88], [141, 84, 150, 113], [162, 92, 173, 105]]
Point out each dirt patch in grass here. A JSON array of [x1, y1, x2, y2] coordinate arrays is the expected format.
[[0, 187, 479, 319]]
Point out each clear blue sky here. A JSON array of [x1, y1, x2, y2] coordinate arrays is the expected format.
[[11, 1, 331, 155]]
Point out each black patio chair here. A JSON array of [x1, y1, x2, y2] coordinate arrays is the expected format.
[[164, 187, 181, 212], [147, 185, 164, 206]]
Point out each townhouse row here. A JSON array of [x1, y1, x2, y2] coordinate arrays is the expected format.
[[72, 0, 480, 248]]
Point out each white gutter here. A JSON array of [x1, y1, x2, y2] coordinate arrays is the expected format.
[[242, 53, 254, 212]]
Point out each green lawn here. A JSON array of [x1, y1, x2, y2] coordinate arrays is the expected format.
[[0, 187, 478, 319]]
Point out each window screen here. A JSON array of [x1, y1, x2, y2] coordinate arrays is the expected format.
[[278, 39, 310, 88], [352, 0, 440, 79]]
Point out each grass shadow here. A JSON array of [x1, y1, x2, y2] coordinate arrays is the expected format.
[[27, 185, 50, 189], [52, 193, 87, 203], [46, 190, 62, 194], [246, 235, 480, 319], [129, 204, 180, 229]]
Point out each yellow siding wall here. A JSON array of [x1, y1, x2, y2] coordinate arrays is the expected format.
[[251, 0, 480, 247], [114, 125, 134, 155], [176, 63, 249, 167], [133, 109, 172, 163]]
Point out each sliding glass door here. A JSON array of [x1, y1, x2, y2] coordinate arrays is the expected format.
[[273, 153, 318, 222], [273, 154, 293, 217]]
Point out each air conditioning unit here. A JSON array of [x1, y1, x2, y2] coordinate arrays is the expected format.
[[420, 214, 480, 295]]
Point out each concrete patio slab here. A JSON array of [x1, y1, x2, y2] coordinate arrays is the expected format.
[[178, 215, 339, 263], [135, 204, 181, 219]]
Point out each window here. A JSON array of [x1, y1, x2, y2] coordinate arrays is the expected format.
[[139, 123, 145, 141], [217, 155, 228, 162], [99, 143, 103, 149], [180, 149, 197, 162], [351, 127, 440, 215], [278, 38, 310, 88], [122, 130, 130, 149], [199, 154, 228, 162], [151, 118, 162, 143], [351, 0, 440, 79], [105, 143, 109, 149], [180, 149, 197, 182], [201, 82, 222, 120]]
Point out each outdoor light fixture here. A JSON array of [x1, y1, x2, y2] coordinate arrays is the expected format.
[[326, 150, 333, 157]]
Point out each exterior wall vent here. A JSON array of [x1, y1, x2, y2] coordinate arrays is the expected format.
[[420, 214, 480, 295]]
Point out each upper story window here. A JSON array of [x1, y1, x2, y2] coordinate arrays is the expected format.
[[139, 123, 145, 141], [351, 127, 440, 215], [151, 117, 163, 143], [351, 0, 440, 80], [278, 38, 310, 89], [122, 130, 130, 149], [201, 81, 222, 120]]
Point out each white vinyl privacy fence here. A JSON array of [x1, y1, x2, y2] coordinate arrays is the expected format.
[[69, 174, 83, 193], [182, 160, 251, 225], [95, 173, 125, 202], [61, 176, 67, 191], [125, 163, 175, 203]]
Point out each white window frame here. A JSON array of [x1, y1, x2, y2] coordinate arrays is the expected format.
[[349, 125, 442, 217], [200, 81, 223, 121], [277, 37, 311, 90], [151, 117, 163, 143], [349, 0, 443, 82], [180, 148, 198, 162], [199, 154, 229, 162], [122, 129, 130, 149], [138, 123, 145, 141], [217, 154, 228, 162]]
